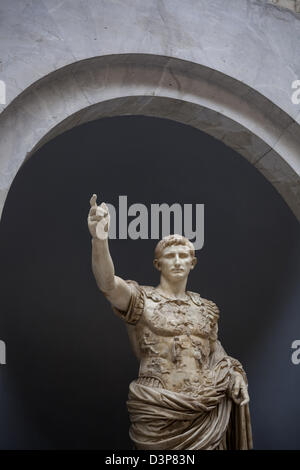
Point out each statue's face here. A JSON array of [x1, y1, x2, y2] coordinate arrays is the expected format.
[[155, 244, 196, 282]]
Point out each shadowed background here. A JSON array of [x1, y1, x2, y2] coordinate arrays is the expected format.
[[0, 116, 299, 449]]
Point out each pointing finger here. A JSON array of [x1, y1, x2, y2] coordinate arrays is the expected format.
[[90, 194, 97, 208]]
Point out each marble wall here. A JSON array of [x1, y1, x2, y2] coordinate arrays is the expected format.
[[0, 0, 299, 218]]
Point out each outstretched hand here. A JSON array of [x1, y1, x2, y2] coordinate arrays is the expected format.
[[87, 194, 110, 240]]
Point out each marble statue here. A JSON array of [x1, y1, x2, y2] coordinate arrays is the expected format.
[[88, 194, 253, 450]]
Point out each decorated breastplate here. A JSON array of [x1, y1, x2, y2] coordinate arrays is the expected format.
[[140, 287, 219, 338]]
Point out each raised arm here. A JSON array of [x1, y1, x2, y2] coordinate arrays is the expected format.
[[87, 194, 132, 311]]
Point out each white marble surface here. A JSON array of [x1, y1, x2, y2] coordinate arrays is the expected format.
[[0, 0, 299, 119], [0, 0, 299, 219]]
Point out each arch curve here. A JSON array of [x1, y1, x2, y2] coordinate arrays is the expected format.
[[0, 54, 299, 218]]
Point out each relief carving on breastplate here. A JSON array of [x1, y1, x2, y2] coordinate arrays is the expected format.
[[139, 329, 160, 356], [136, 288, 221, 397], [181, 373, 202, 397], [171, 336, 189, 365], [149, 300, 211, 337], [145, 357, 170, 376], [190, 337, 210, 367]]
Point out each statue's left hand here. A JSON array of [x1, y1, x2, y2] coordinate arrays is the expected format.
[[230, 372, 250, 406]]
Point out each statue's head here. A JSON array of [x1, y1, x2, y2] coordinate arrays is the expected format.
[[153, 234, 197, 282]]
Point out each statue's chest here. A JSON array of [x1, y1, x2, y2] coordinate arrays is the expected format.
[[142, 299, 212, 337]]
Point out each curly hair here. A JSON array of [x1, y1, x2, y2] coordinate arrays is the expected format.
[[154, 234, 195, 259]]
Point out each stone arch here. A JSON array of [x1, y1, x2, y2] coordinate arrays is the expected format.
[[0, 53, 299, 219]]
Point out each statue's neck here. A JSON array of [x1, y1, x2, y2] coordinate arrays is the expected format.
[[157, 276, 188, 299]]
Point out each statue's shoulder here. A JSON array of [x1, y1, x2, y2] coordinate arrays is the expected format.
[[187, 291, 205, 306], [139, 285, 162, 302], [124, 282, 161, 301], [187, 291, 220, 318]]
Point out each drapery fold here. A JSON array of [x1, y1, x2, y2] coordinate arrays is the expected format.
[[127, 356, 252, 450]]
